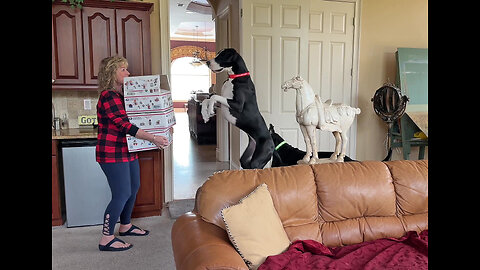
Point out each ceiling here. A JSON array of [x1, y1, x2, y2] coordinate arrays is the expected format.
[[170, 0, 215, 42]]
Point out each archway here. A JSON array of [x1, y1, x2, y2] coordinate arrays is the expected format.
[[170, 56, 211, 101], [171, 45, 216, 63]]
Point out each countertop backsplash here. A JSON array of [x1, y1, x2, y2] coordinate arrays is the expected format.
[[52, 90, 100, 129]]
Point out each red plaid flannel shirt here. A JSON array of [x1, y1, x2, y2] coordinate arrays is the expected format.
[[96, 90, 139, 163]]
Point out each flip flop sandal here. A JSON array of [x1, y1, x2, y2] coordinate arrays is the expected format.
[[98, 237, 133, 251], [119, 224, 150, 236]]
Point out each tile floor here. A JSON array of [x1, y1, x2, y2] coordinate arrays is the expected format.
[[172, 111, 229, 200]]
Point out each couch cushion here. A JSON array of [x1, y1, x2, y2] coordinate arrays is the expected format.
[[385, 160, 428, 215], [386, 160, 428, 232], [312, 161, 405, 246], [313, 161, 396, 222], [311, 160, 428, 247], [221, 183, 291, 269], [196, 165, 320, 242]]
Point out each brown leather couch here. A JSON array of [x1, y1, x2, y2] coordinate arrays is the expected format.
[[171, 160, 428, 269]]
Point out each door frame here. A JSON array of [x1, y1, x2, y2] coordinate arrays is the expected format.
[[159, 0, 173, 203]]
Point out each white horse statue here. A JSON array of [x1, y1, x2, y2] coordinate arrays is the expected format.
[[281, 75, 361, 163]]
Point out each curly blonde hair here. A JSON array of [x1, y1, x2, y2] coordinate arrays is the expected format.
[[97, 55, 128, 94]]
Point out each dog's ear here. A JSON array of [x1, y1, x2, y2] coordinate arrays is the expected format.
[[271, 150, 285, 167], [269, 124, 275, 133], [216, 48, 225, 56], [271, 150, 279, 167], [215, 48, 238, 67], [224, 48, 238, 62]]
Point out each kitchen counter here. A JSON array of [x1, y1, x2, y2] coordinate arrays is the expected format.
[[52, 128, 97, 140]]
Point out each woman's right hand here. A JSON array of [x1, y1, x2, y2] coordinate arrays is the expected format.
[[153, 135, 169, 149]]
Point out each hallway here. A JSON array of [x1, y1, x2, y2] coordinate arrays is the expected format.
[[172, 111, 229, 200]]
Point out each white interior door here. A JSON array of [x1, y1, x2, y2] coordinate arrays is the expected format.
[[241, 0, 358, 157]]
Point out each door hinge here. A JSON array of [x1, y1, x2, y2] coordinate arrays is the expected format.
[[241, 8, 243, 18], [352, 17, 355, 26]]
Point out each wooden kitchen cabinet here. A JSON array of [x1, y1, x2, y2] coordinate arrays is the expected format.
[[52, 140, 64, 226], [52, 0, 153, 90], [116, 8, 152, 77], [81, 6, 117, 85], [133, 149, 164, 218], [51, 5, 84, 86]]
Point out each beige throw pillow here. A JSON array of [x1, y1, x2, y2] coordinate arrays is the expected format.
[[221, 183, 291, 269]]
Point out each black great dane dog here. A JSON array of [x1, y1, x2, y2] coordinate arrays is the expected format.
[[269, 124, 392, 167], [202, 48, 274, 169]]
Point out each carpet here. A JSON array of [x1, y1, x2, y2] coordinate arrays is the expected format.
[[52, 211, 176, 270], [166, 199, 195, 219]]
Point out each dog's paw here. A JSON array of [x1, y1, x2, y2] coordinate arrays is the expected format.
[[208, 99, 216, 115], [200, 99, 211, 123]]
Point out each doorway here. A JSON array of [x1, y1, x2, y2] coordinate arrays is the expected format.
[[240, 0, 359, 158], [169, 0, 229, 200]]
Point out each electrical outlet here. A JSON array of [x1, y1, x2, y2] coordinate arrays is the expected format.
[[84, 99, 91, 110]]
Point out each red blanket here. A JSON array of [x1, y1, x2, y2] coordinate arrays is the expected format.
[[258, 230, 428, 270]]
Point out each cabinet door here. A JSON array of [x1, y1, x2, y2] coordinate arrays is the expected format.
[[52, 5, 84, 85], [52, 140, 63, 226], [82, 7, 117, 85], [116, 9, 151, 76], [133, 149, 163, 217]]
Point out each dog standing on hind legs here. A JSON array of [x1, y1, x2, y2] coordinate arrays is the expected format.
[[201, 48, 274, 169]]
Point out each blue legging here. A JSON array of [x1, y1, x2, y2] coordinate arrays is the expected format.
[[99, 159, 140, 236]]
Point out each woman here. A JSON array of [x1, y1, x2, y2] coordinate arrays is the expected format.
[[96, 56, 170, 251]]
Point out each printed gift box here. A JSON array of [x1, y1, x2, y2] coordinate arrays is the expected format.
[[126, 127, 173, 152], [124, 75, 161, 96], [127, 110, 176, 131], [124, 93, 173, 113]]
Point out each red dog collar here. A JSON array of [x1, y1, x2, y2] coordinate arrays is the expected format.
[[228, 72, 250, 79]]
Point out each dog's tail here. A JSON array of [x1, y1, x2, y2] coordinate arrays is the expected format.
[[381, 148, 392, 162]]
